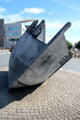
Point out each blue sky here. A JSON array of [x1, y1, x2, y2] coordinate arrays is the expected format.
[[0, 0, 80, 44]]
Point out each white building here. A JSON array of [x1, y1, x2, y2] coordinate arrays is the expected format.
[[4, 23, 26, 48], [4, 21, 45, 48]]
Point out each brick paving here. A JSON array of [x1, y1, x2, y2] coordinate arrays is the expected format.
[[0, 69, 80, 120]]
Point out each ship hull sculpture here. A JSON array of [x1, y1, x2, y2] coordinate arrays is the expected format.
[[8, 20, 72, 88]]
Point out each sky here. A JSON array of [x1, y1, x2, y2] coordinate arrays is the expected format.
[[0, 0, 80, 45]]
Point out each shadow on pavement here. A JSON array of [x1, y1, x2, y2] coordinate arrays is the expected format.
[[0, 71, 41, 109]]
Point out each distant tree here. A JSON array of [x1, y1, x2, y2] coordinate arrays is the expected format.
[[75, 41, 80, 50], [66, 40, 73, 50]]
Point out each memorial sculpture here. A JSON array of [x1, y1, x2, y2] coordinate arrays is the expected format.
[[8, 20, 72, 88]]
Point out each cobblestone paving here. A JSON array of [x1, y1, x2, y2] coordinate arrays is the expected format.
[[0, 69, 80, 120]]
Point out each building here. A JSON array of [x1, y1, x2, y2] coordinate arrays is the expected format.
[[4, 23, 26, 48], [0, 19, 4, 48], [0, 19, 45, 49]]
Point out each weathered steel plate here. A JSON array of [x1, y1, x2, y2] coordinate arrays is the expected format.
[[8, 21, 72, 88]]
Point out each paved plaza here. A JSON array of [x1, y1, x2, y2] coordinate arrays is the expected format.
[[0, 51, 80, 120]]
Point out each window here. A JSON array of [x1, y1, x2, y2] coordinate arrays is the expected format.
[[8, 26, 19, 31], [8, 32, 19, 36]]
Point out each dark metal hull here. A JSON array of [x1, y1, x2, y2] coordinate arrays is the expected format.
[[8, 21, 72, 88]]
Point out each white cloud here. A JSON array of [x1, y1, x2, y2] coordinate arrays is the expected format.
[[4, 14, 23, 23], [72, 21, 80, 28], [22, 8, 45, 14], [46, 21, 64, 29], [45, 20, 80, 44], [0, 7, 45, 23], [45, 21, 64, 43], [0, 6, 6, 13], [0, 5, 79, 45]]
